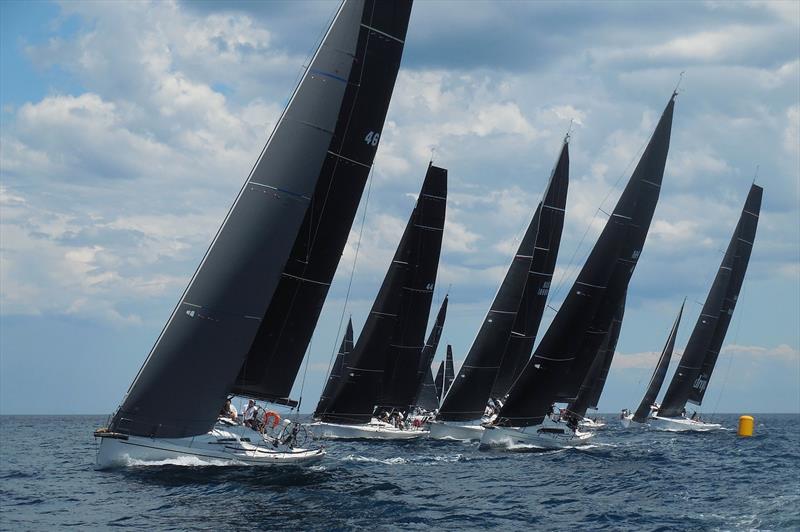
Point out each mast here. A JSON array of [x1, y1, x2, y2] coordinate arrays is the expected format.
[[497, 94, 676, 428], [110, 0, 407, 438], [314, 318, 354, 417], [438, 141, 570, 422], [412, 296, 448, 410], [491, 140, 570, 400], [632, 300, 683, 422], [232, 0, 414, 405], [566, 297, 625, 418], [320, 165, 447, 424], [658, 184, 762, 417]]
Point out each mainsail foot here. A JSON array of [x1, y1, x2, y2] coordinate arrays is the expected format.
[[95, 420, 324, 468], [479, 418, 594, 451]]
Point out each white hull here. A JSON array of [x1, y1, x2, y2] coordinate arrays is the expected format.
[[480, 420, 594, 450], [620, 414, 633, 428], [428, 420, 485, 441], [95, 425, 324, 468], [650, 415, 722, 432], [311, 420, 428, 440], [579, 418, 606, 429]]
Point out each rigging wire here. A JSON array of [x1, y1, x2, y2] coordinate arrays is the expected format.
[[549, 131, 652, 302], [296, 335, 314, 413], [324, 164, 377, 380], [709, 274, 749, 422]]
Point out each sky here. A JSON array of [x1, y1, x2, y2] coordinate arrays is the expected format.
[[1, 0, 798, 416]]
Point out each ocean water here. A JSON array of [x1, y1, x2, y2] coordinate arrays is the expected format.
[[1, 414, 798, 531]]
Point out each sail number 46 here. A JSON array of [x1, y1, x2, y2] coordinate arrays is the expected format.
[[364, 131, 380, 146]]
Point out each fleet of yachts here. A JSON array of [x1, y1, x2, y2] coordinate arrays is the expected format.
[[93, 0, 762, 468]]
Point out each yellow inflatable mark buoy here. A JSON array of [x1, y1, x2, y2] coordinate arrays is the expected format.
[[738, 415, 754, 437]]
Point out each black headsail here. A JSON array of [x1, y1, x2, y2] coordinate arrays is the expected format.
[[232, 0, 414, 405], [444, 345, 455, 397], [434, 360, 445, 403], [412, 296, 448, 410], [321, 165, 447, 424], [497, 94, 676, 428], [566, 298, 625, 418], [438, 141, 569, 422], [416, 367, 439, 411], [491, 141, 570, 400], [314, 318, 354, 417], [658, 184, 762, 417], [110, 0, 405, 438], [435, 346, 456, 404], [632, 300, 684, 422]]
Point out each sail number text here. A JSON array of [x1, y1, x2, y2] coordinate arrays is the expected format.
[[364, 131, 381, 146]]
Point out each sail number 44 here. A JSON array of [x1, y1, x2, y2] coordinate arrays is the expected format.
[[364, 131, 380, 146]]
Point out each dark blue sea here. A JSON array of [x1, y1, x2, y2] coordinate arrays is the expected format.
[[1, 414, 798, 530]]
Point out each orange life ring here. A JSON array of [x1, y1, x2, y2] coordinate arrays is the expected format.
[[263, 410, 281, 429]]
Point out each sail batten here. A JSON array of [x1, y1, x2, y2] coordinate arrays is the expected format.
[[497, 94, 676, 428], [658, 184, 762, 417]]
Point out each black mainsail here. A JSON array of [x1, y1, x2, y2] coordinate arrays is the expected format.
[[566, 299, 625, 418], [314, 318, 354, 417], [491, 141, 570, 400], [232, 0, 413, 405], [632, 300, 684, 422], [437, 141, 570, 422], [412, 296, 448, 410], [658, 184, 762, 417], [321, 165, 447, 424], [496, 94, 676, 428], [110, 0, 412, 438]]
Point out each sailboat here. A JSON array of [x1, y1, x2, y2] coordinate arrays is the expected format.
[[564, 300, 625, 429], [94, 0, 413, 467], [482, 93, 676, 450], [650, 184, 762, 431], [313, 164, 447, 439], [410, 297, 448, 413], [619, 300, 684, 428], [430, 138, 569, 441]]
